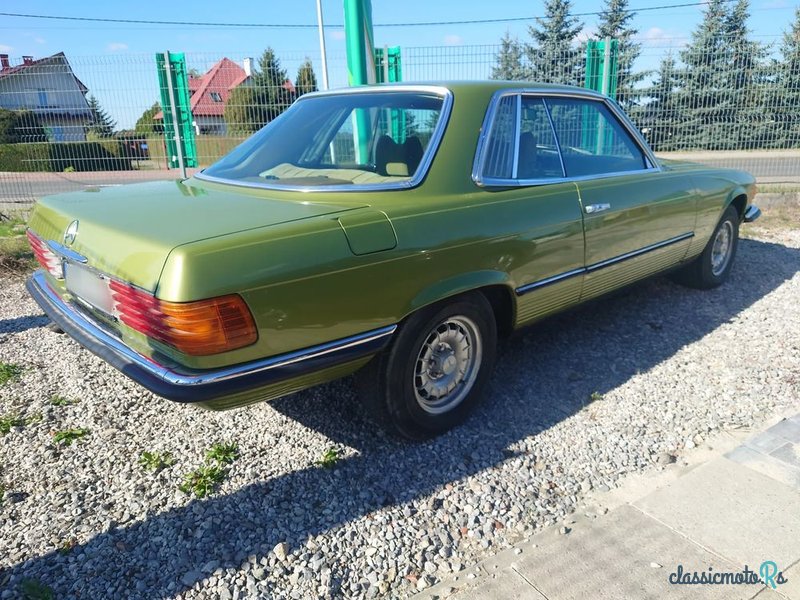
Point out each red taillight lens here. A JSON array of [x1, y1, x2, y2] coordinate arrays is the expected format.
[[109, 280, 258, 356], [26, 230, 62, 279]]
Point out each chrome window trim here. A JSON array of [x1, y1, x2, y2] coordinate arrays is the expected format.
[[511, 95, 522, 179], [194, 85, 453, 193], [515, 232, 693, 296], [472, 87, 662, 189]]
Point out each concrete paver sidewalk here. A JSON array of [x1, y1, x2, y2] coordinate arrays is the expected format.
[[425, 412, 800, 600]]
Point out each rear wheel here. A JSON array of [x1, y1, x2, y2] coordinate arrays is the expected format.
[[358, 293, 497, 440], [673, 205, 739, 289]]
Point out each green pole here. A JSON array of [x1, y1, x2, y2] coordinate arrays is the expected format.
[[343, 0, 375, 163]]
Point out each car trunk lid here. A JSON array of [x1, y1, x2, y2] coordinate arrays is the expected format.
[[28, 179, 366, 291]]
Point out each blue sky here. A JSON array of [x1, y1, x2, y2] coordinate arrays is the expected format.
[[1, 0, 798, 127]]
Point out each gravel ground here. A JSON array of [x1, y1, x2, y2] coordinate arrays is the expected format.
[[1, 221, 799, 599]]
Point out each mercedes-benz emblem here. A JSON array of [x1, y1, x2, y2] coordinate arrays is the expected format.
[[64, 220, 79, 245]]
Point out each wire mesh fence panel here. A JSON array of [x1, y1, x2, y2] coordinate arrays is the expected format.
[[1, 36, 798, 208]]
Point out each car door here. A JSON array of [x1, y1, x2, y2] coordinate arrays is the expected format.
[[473, 93, 585, 327], [545, 96, 697, 301]]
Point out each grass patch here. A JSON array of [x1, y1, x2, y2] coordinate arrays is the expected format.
[[53, 427, 90, 446], [59, 537, 77, 555], [741, 203, 800, 239], [0, 362, 23, 385], [139, 450, 176, 472], [0, 412, 25, 435], [19, 579, 54, 600], [178, 464, 226, 498], [205, 442, 239, 465], [0, 214, 34, 274], [317, 447, 341, 469], [49, 394, 77, 406], [590, 391, 604, 402]]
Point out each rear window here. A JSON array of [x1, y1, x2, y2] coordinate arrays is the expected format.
[[201, 91, 446, 188]]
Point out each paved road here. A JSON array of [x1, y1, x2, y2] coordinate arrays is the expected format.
[[1, 151, 797, 208]]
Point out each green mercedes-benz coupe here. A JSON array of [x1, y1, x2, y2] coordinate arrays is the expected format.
[[26, 81, 760, 439]]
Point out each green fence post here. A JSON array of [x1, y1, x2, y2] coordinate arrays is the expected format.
[[156, 51, 197, 175], [343, 0, 375, 164]]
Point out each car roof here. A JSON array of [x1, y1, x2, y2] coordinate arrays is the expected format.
[[306, 81, 607, 101]]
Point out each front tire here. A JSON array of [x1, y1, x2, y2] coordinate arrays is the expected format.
[[673, 205, 739, 289], [358, 293, 497, 440]]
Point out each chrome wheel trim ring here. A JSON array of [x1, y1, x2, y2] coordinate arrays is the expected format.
[[413, 316, 483, 415], [711, 220, 734, 276]]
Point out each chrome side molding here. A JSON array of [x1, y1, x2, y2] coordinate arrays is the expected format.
[[585, 203, 611, 214]]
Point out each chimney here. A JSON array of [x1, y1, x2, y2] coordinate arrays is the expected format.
[[22, 56, 33, 65], [242, 57, 253, 77], [0, 55, 9, 70]]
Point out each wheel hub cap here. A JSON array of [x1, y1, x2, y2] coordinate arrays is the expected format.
[[414, 316, 483, 415], [711, 221, 734, 276]]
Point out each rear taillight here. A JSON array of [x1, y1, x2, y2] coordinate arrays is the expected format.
[[109, 280, 258, 356], [26, 230, 63, 279]]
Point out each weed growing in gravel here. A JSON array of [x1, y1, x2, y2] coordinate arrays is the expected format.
[[0, 413, 25, 435], [0, 362, 23, 385], [59, 538, 77, 555], [53, 428, 90, 446], [178, 464, 226, 498], [205, 442, 239, 465], [0, 483, 5, 506], [590, 391, 604, 402], [49, 395, 77, 406], [317, 447, 341, 469], [139, 451, 176, 472], [19, 578, 54, 600]]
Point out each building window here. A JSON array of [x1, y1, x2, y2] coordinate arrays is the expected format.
[[37, 89, 48, 107], [209, 92, 222, 102]]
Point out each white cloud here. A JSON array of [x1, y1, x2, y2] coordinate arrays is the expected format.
[[443, 34, 463, 46], [640, 27, 686, 47], [107, 42, 129, 52], [330, 30, 346, 41], [0, 44, 12, 53]]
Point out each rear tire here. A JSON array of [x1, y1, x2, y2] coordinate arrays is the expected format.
[[672, 205, 739, 289], [357, 293, 497, 441]]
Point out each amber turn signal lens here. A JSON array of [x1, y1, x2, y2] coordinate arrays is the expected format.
[[158, 295, 258, 356], [109, 280, 258, 356]]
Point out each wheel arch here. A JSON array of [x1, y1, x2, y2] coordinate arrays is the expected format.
[[725, 188, 748, 221], [407, 270, 517, 337]]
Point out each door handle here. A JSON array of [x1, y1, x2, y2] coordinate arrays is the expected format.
[[585, 203, 611, 214]]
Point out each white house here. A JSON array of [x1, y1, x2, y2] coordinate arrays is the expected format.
[[0, 52, 92, 141]]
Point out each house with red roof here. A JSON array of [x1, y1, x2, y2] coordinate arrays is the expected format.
[[155, 57, 251, 136], [155, 57, 298, 136], [0, 52, 92, 141]]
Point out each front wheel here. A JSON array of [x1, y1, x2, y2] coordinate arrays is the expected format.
[[673, 205, 740, 289], [357, 293, 497, 440]]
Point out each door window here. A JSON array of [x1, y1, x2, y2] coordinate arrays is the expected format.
[[544, 98, 647, 177]]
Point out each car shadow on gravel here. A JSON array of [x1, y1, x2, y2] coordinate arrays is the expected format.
[[0, 314, 50, 335], [4, 238, 800, 598]]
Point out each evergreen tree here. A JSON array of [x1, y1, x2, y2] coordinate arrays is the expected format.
[[596, 0, 645, 108], [224, 48, 291, 134], [134, 102, 163, 136], [677, 0, 735, 149], [0, 109, 46, 143], [724, 0, 769, 149], [295, 58, 318, 97], [526, 0, 585, 86], [771, 8, 800, 148], [86, 95, 116, 138], [644, 55, 683, 151], [491, 32, 528, 80]]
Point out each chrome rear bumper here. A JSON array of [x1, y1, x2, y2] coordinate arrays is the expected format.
[[26, 270, 395, 403]]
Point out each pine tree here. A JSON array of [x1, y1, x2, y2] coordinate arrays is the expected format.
[[295, 59, 318, 97], [677, 0, 734, 149], [491, 32, 528, 80], [134, 102, 163, 136], [225, 48, 291, 133], [86, 95, 116, 138], [644, 55, 683, 151], [771, 8, 800, 148], [596, 0, 645, 108], [526, 0, 585, 86], [724, 0, 769, 149]]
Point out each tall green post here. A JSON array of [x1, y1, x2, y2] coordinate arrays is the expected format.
[[156, 51, 197, 175], [584, 38, 619, 153], [343, 0, 375, 163]]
